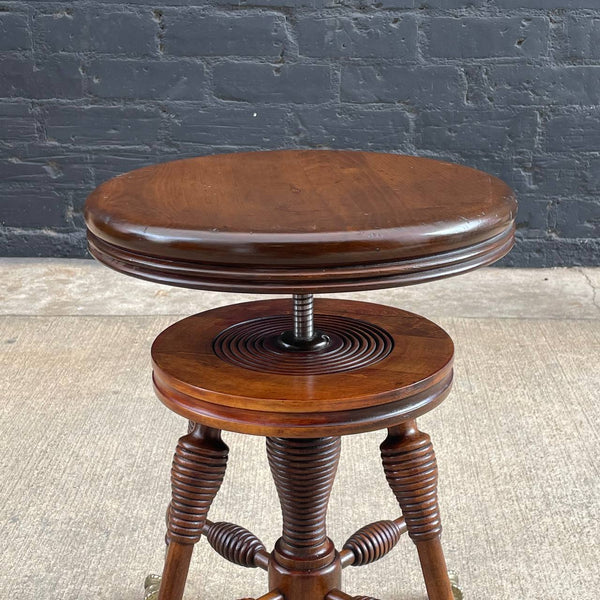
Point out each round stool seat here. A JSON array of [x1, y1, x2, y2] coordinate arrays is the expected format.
[[85, 149, 516, 293], [152, 298, 454, 437]]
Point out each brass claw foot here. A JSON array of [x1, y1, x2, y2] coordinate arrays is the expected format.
[[448, 571, 463, 600], [143, 574, 161, 600]]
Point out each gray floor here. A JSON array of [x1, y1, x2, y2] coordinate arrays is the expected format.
[[1, 259, 599, 600]]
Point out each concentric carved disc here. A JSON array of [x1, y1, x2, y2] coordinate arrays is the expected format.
[[152, 298, 455, 436], [213, 314, 394, 375]]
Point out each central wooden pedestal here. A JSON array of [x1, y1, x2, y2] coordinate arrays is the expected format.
[[267, 436, 342, 600]]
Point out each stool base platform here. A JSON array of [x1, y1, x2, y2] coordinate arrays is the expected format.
[[143, 423, 462, 600]]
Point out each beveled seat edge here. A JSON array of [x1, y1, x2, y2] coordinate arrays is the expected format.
[[87, 224, 515, 294]]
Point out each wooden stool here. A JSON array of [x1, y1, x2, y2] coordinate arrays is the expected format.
[[85, 150, 516, 600]]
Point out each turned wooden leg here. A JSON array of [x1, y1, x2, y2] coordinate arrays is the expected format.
[[157, 423, 229, 600], [266, 436, 342, 600], [380, 421, 453, 600], [161, 421, 199, 548]]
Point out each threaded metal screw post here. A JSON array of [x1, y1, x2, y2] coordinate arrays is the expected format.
[[292, 294, 315, 342], [277, 293, 330, 352]]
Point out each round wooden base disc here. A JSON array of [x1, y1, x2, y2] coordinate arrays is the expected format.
[[152, 298, 454, 437]]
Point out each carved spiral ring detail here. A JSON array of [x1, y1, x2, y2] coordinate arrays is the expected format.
[[204, 521, 266, 568], [168, 430, 229, 544], [380, 429, 441, 542], [343, 520, 406, 566], [267, 436, 341, 561], [214, 314, 393, 375]]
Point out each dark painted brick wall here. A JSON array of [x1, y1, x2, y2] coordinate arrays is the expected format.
[[0, 0, 599, 265]]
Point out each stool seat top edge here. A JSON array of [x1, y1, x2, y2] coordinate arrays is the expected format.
[[85, 150, 517, 292]]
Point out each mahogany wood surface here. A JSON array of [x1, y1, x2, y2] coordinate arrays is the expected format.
[[202, 520, 269, 570], [152, 298, 454, 437], [159, 424, 228, 600], [85, 150, 516, 293], [340, 518, 407, 567], [267, 436, 343, 600], [154, 422, 455, 600], [326, 592, 380, 600], [381, 421, 453, 600]]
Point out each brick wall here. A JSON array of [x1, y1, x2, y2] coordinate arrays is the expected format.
[[1, 0, 599, 265]]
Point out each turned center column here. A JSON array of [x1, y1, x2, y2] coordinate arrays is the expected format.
[[267, 436, 342, 600]]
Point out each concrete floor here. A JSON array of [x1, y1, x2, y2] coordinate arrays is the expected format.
[[1, 259, 599, 600], [1, 258, 599, 320]]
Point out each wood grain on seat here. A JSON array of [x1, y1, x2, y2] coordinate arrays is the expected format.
[[85, 150, 516, 293]]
